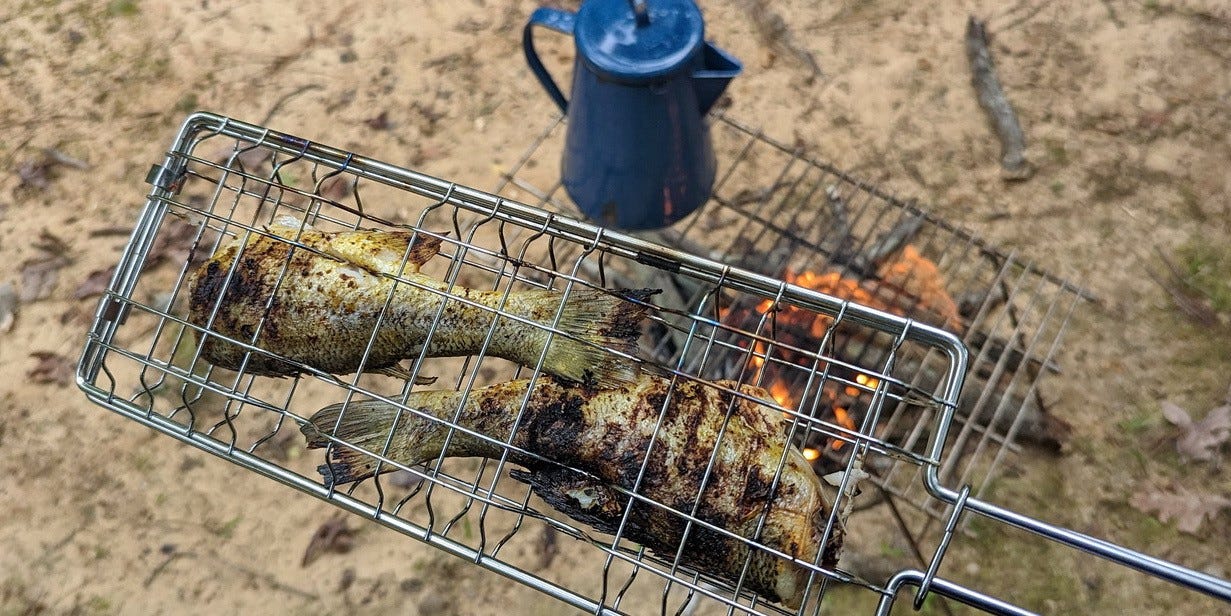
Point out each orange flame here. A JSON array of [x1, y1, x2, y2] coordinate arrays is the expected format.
[[769, 380, 793, 407], [755, 244, 963, 337], [876, 245, 962, 330], [730, 246, 959, 458], [750, 340, 768, 370], [831, 406, 856, 450]]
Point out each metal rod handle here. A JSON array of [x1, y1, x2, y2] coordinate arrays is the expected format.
[[876, 570, 1037, 616]]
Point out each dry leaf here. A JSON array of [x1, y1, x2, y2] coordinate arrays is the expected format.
[[318, 174, 354, 202], [536, 525, 559, 570], [364, 111, 391, 131], [1161, 396, 1231, 462], [301, 515, 355, 567], [1130, 483, 1231, 534], [28, 351, 74, 386], [74, 220, 210, 301], [0, 282, 16, 333], [20, 229, 74, 302], [17, 157, 54, 190], [73, 267, 114, 300], [148, 219, 201, 268], [20, 256, 70, 302]]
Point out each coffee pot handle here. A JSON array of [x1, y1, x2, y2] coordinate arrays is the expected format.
[[523, 7, 575, 113]]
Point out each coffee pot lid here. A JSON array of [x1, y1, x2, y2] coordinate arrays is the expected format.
[[575, 0, 705, 82]]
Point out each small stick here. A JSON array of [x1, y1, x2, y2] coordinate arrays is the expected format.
[[262, 84, 325, 125], [1145, 247, 1221, 328], [965, 17, 1034, 181], [863, 212, 925, 269], [742, 0, 824, 82], [43, 147, 90, 170], [824, 185, 857, 263]]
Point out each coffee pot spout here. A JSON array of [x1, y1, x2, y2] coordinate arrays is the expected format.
[[692, 42, 742, 115]]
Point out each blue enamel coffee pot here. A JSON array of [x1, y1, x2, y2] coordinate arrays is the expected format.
[[523, 0, 742, 230]]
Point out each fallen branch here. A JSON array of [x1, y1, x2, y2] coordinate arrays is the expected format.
[[965, 17, 1034, 181]]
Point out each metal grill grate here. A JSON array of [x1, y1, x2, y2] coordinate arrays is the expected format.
[[493, 114, 1093, 531], [77, 113, 1231, 615]]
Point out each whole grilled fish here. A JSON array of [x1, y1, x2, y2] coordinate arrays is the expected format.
[[301, 374, 843, 607], [187, 217, 655, 387]]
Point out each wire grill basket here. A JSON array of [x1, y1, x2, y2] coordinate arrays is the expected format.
[[78, 113, 1231, 615]]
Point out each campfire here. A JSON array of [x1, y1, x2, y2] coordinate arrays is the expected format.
[[498, 113, 1087, 522], [726, 243, 965, 471]]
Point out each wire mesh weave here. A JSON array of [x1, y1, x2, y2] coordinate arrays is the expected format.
[[77, 113, 1231, 615], [494, 114, 1091, 534]]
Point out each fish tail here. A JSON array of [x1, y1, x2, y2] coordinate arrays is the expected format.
[[301, 388, 516, 487], [535, 287, 658, 388], [302, 400, 406, 487]]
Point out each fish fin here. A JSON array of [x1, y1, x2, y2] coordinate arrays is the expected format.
[[322, 230, 442, 275], [302, 400, 403, 487], [511, 467, 627, 536], [264, 215, 317, 238], [368, 364, 437, 385], [263, 218, 443, 275], [538, 287, 660, 388]]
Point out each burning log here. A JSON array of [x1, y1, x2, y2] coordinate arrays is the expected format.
[[708, 244, 1070, 472], [566, 228, 1070, 466]]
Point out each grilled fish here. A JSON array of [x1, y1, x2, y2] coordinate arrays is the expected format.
[[187, 217, 655, 387], [301, 374, 843, 607]]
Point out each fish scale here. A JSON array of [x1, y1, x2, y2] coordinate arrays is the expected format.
[[302, 373, 842, 608], [187, 217, 655, 386]]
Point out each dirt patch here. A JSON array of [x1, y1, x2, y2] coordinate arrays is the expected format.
[[1, 1, 1228, 614]]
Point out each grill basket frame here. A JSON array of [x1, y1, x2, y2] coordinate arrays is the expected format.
[[77, 113, 1231, 615]]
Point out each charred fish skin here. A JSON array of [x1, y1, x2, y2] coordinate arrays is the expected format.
[[186, 218, 657, 387], [301, 375, 842, 607]]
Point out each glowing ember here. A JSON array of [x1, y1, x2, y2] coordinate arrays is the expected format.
[[733, 245, 960, 459], [855, 373, 880, 390], [876, 245, 961, 330], [749, 244, 964, 338]]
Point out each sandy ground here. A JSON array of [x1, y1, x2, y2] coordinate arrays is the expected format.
[[1, 1, 1229, 614]]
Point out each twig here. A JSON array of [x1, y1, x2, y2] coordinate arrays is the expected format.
[[1147, 246, 1221, 327], [210, 551, 321, 600], [824, 185, 856, 261], [995, 0, 1054, 32], [32, 528, 80, 569], [144, 551, 185, 588], [43, 148, 90, 170], [741, 0, 824, 82], [864, 211, 925, 268], [881, 489, 957, 616], [965, 17, 1034, 181], [262, 84, 325, 126]]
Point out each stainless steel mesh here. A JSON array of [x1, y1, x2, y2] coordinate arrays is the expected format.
[[493, 114, 1091, 532], [77, 113, 1231, 615]]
